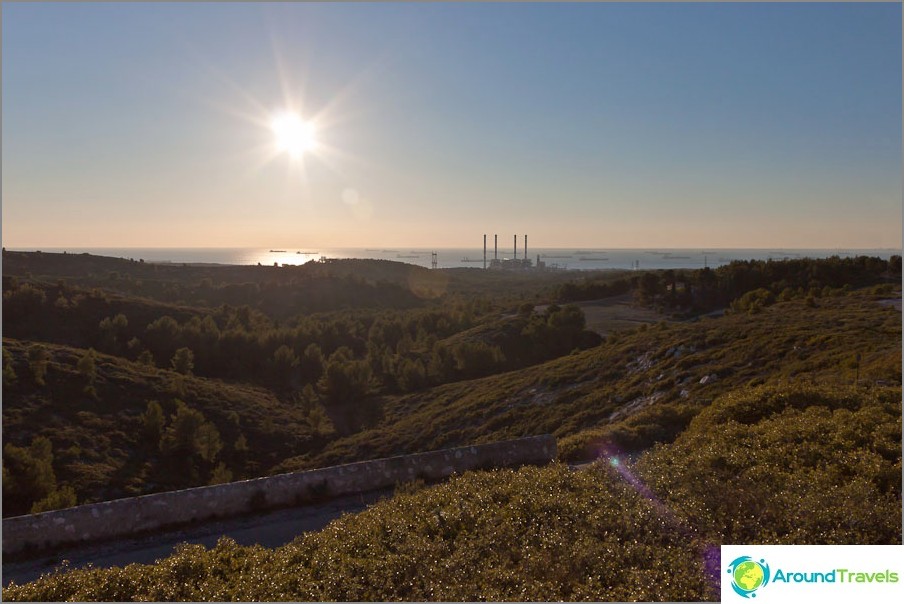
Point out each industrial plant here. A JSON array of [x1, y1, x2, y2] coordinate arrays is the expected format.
[[480, 234, 546, 270]]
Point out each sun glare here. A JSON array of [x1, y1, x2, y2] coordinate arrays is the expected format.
[[271, 112, 317, 158]]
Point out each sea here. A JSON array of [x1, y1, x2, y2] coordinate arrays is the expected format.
[[7, 247, 899, 271]]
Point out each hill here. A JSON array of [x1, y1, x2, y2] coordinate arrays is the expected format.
[[276, 287, 901, 471], [2, 339, 323, 515], [2, 250, 588, 316], [5, 383, 898, 601], [2, 251, 900, 598], [3, 284, 897, 515]]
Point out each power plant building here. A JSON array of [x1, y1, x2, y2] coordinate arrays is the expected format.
[[485, 234, 541, 270]]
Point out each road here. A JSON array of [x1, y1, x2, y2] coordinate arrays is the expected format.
[[3, 488, 392, 587]]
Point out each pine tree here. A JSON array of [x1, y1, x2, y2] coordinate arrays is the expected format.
[[171, 347, 195, 375]]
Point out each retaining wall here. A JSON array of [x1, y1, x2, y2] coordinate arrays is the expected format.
[[2, 434, 556, 555]]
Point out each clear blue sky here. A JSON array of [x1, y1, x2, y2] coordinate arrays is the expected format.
[[2, 2, 901, 249]]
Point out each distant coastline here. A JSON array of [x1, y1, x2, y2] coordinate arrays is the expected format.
[[5, 247, 899, 272]]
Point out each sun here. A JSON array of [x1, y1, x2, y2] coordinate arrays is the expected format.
[[270, 111, 317, 158]]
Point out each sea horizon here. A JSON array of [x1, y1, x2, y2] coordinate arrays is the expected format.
[[5, 246, 899, 272]]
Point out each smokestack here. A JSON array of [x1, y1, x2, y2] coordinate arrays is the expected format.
[[483, 234, 487, 270], [524, 234, 527, 261], [494, 234, 498, 260], [514, 234, 517, 260]]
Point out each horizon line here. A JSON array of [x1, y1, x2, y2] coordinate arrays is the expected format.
[[4, 245, 901, 252]]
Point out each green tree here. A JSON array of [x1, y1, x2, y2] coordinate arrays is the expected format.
[[30, 485, 77, 514], [299, 343, 324, 383], [171, 347, 195, 375], [76, 348, 97, 392], [397, 358, 427, 392], [98, 313, 129, 352], [306, 405, 331, 436], [2, 436, 57, 516], [318, 347, 373, 406], [731, 288, 775, 314], [544, 304, 587, 355], [271, 345, 298, 388], [137, 349, 155, 367], [141, 401, 166, 446], [663, 269, 677, 302], [160, 402, 206, 457], [159, 402, 222, 470], [3, 348, 16, 387], [196, 423, 223, 463], [232, 433, 249, 471], [452, 342, 505, 378], [294, 383, 320, 416], [145, 315, 181, 364], [26, 344, 50, 386], [3, 283, 47, 320], [427, 342, 455, 382], [209, 462, 233, 485], [637, 272, 664, 306]]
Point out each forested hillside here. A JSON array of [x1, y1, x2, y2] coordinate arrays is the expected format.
[[2, 251, 900, 601], [3, 252, 899, 517]]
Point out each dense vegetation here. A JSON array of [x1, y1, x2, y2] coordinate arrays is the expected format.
[[1, 338, 320, 516], [558, 254, 900, 315], [5, 383, 898, 601], [638, 384, 901, 545], [280, 285, 901, 471], [3, 253, 603, 513], [2, 250, 900, 599]]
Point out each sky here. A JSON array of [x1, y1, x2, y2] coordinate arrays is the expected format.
[[2, 2, 901, 249]]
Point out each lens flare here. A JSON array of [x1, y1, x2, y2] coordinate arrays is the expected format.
[[591, 439, 721, 596]]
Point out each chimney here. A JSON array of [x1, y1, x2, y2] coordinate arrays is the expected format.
[[514, 234, 517, 260], [483, 234, 487, 270], [494, 235, 498, 260], [524, 234, 528, 261]]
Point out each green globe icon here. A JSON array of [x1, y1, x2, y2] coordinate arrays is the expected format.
[[733, 560, 765, 592]]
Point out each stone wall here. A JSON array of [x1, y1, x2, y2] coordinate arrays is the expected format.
[[2, 434, 556, 555]]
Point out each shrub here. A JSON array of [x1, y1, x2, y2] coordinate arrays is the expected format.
[[637, 384, 902, 544], [30, 485, 77, 514], [2, 465, 712, 601]]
